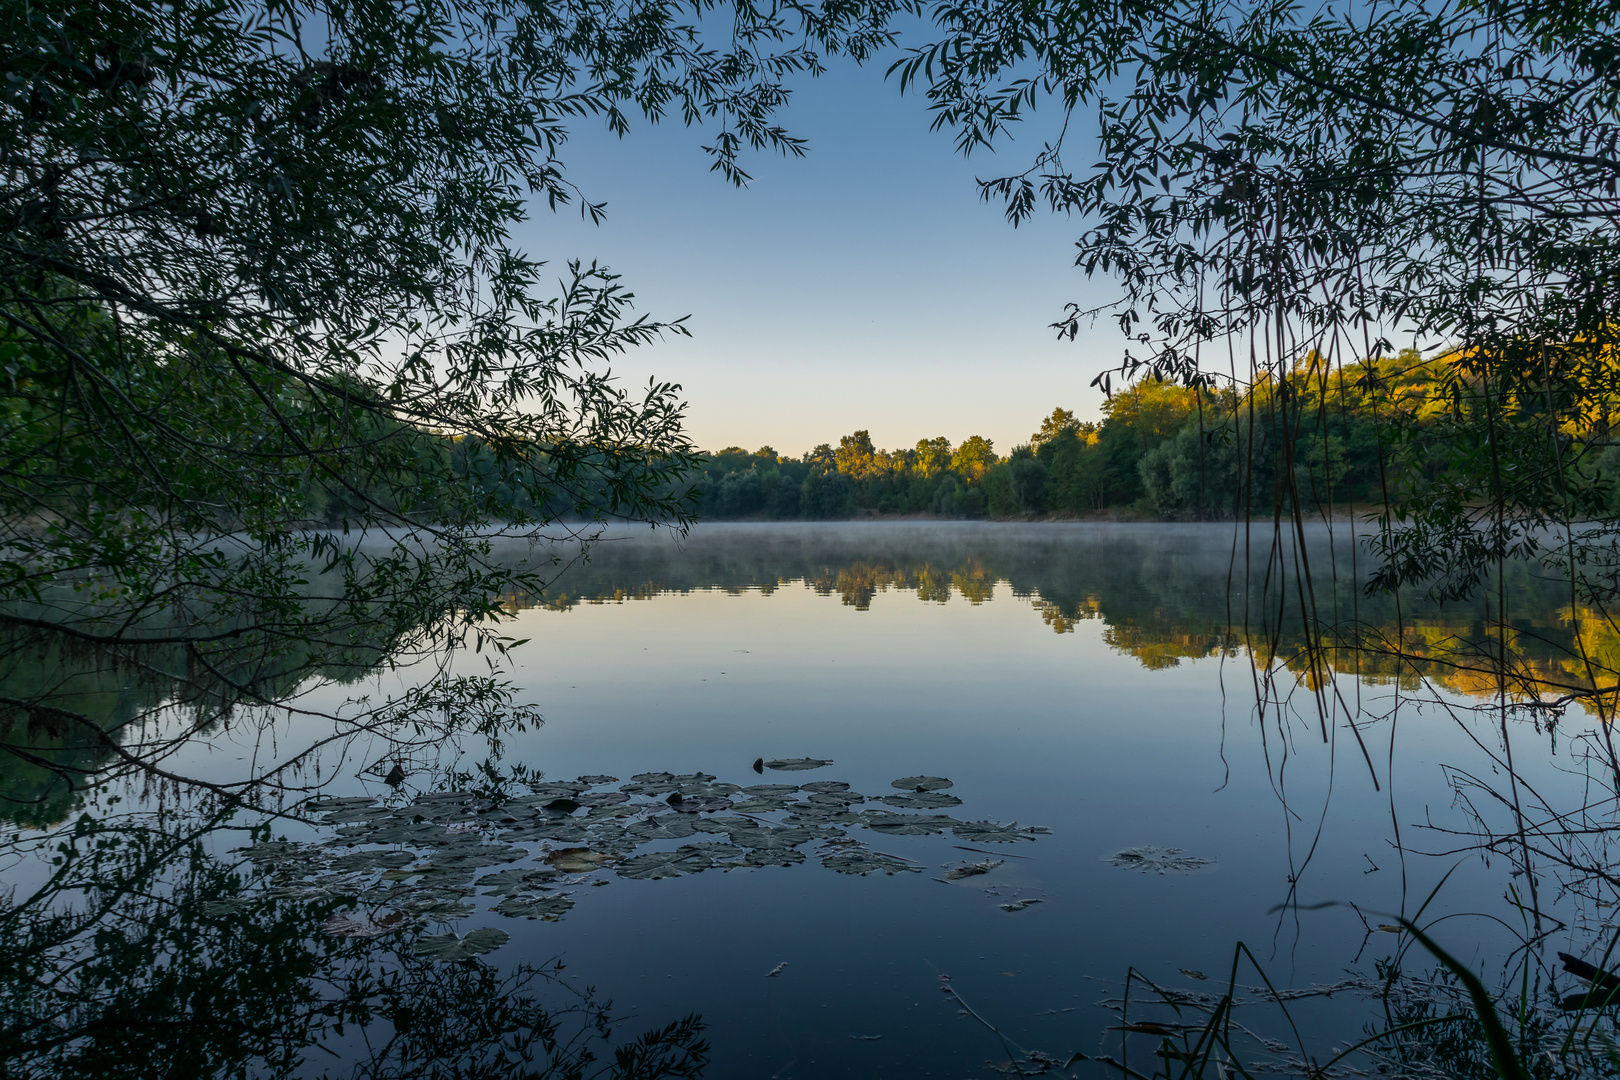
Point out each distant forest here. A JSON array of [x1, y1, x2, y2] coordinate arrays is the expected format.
[[685, 349, 1620, 521]]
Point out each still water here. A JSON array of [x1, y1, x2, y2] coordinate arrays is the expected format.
[[6, 523, 1605, 1077]]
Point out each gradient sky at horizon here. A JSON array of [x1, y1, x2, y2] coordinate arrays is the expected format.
[[522, 47, 1128, 459]]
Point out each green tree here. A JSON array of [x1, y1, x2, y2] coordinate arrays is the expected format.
[[836, 430, 880, 478], [1031, 408, 1081, 451], [0, 0, 906, 798], [801, 468, 856, 519], [950, 435, 997, 482], [895, 0, 1620, 606], [915, 436, 953, 477]]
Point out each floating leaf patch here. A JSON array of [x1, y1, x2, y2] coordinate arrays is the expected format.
[[616, 851, 712, 880], [1104, 847, 1215, 874], [411, 927, 510, 962], [729, 798, 793, 812], [322, 910, 410, 938], [493, 895, 575, 920], [952, 821, 1046, 843], [881, 792, 962, 809], [574, 792, 630, 807], [626, 817, 696, 840], [243, 765, 1047, 926], [999, 898, 1044, 913], [822, 851, 923, 876], [865, 813, 958, 836], [739, 849, 806, 868], [944, 859, 1003, 880], [890, 776, 953, 791]]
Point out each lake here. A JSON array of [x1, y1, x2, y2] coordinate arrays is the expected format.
[[5, 522, 1607, 1078]]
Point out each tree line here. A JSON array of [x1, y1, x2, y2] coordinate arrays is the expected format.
[[683, 348, 1620, 521]]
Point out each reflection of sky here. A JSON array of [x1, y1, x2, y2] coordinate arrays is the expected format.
[[473, 541, 1536, 1075], [45, 525, 1580, 1075], [523, 43, 1122, 457]]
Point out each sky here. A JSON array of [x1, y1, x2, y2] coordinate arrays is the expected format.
[[523, 47, 1125, 459]]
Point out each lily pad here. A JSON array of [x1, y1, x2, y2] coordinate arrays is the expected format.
[[677, 842, 746, 860], [944, 858, 1003, 880], [410, 927, 510, 962], [322, 909, 411, 938], [329, 850, 415, 872], [952, 821, 1044, 843], [494, 895, 575, 920], [782, 811, 861, 828], [616, 851, 713, 880], [667, 796, 732, 814], [742, 784, 800, 797], [730, 798, 794, 813], [999, 898, 1045, 913], [499, 823, 590, 843], [527, 782, 587, 798], [864, 813, 958, 836], [575, 791, 630, 807], [690, 817, 758, 837], [740, 849, 807, 868], [477, 867, 560, 895], [1104, 846, 1215, 874], [234, 841, 314, 865], [321, 806, 395, 824], [306, 797, 379, 812], [822, 851, 923, 876], [808, 791, 865, 807], [881, 792, 962, 809], [627, 817, 697, 840], [621, 773, 677, 795], [576, 774, 619, 785], [764, 758, 833, 771], [733, 827, 816, 850], [800, 781, 851, 793], [891, 776, 953, 791], [198, 897, 261, 917], [428, 845, 527, 869]]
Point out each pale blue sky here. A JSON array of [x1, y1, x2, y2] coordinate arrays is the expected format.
[[526, 50, 1124, 458]]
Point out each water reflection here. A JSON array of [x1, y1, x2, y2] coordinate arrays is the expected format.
[[515, 523, 1600, 711], [7, 522, 1619, 1078], [0, 554, 548, 827], [2, 807, 708, 1078]]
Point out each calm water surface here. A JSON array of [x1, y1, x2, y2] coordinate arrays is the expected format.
[[7, 523, 1598, 1077]]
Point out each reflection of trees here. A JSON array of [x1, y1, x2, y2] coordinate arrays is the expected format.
[[1, 811, 707, 1079], [511, 525, 1601, 708], [0, 556, 545, 827]]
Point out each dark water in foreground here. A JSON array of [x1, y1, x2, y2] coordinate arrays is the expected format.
[[5, 523, 1607, 1077]]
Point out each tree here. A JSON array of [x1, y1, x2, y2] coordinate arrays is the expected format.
[[800, 467, 856, 519], [1031, 407, 1080, 450], [895, 0, 1620, 604], [915, 436, 953, 477], [835, 430, 880, 478], [0, 0, 909, 802], [950, 435, 997, 482]]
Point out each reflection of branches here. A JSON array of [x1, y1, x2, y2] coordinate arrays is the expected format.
[[0, 534, 596, 825], [0, 809, 708, 1078]]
